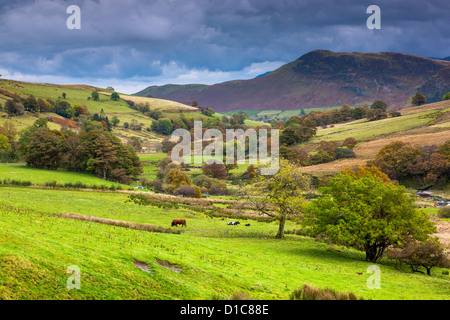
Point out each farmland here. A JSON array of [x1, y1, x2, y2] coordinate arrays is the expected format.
[[0, 79, 199, 153], [302, 100, 450, 177], [0, 81, 449, 301], [1, 186, 449, 300]]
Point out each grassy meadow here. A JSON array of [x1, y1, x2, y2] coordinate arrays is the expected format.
[[1, 186, 449, 300], [0, 163, 127, 188]]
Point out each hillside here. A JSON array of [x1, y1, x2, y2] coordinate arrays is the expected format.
[[136, 50, 450, 112], [0, 79, 198, 152], [301, 100, 450, 177], [0, 81, 449, 301]]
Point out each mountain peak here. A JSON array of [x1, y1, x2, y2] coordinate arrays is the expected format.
[[136, 50, 450, 112]]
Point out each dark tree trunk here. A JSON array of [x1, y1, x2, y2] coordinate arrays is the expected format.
[[276, 215, 286, 239], [364, 243, 386, 263]]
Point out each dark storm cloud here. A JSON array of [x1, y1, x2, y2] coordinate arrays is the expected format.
[[0, 0, 448, 92]]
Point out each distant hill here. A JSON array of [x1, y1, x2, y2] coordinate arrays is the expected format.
[[0, 79, 198, 152], [136, 50, 450, 112], [301, 99, 450, 176]]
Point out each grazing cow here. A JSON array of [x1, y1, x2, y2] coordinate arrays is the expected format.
[[245, 224, 250, 227], [227, 221, 240, 226], [171, 219, 186, 227]]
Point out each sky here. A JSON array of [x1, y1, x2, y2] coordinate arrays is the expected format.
[[0, 0, 449, 94]]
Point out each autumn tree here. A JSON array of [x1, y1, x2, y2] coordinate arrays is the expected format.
[[166, 169, 191, 188], [0, 135, 11, 153], [342, 137, 358, 149], [2, 120, 18, 142], [79, 129, 142, 183], [370, 141, 422, 180], [387, 238, 449, 276], [201, 162, 228, 180], [245, 160, 310, 239], [412, 92, 426, 106], [303, 166, 436, 262], [370, 100, 388, 112], [24, 127, 66, 169], [5, 100, 25, 116], [371, 140, 449, 186]]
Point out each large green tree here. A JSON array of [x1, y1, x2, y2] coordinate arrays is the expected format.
[[245, 160, 310, 239], [303, 167, 436, 262], [24, 128, 66, 169]]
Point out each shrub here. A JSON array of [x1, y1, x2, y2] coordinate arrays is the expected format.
[[309, 150, 335, 165], [173, 185, 202, 198], [387, 238, 449, 276], [45, 181, 59, 188], [201, 162, 227, 179], [193, 174, 213, 189], [342, 137, 358, 149], [334, 147, 356, 159], [0, 179, 32, 186], [153, 179, 164, 193], [166, 169, 191, 187], [438, 206, 450, 218], [209, 183, 227, 195], [389, 111, 401, 117], [139, 177, 153, 189], [289, 284, 361, 300]]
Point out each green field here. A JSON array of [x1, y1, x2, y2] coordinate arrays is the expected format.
[[312, 108, 449, 142], [1, 81, 449, 301], [0, 163, 127, 188], [220, 107, 341, 122], [1, 186, 449, 300]]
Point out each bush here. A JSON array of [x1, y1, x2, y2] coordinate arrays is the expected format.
[[334, 147, 356, 159], [289, 284, 361, 300], [153, 179, 164, 193], [387, 238, 449, 276], [342, 137, 358, 149], [309, 150, 335, 165], [438, 206, 450, 218], [209, 183, 227, 195], [0, 179, 32, 186], [173, 185, 202, 198], [139, 177, 153, 189]]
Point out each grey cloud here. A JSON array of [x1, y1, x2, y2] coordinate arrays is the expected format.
[[0, 0, 448, 87]]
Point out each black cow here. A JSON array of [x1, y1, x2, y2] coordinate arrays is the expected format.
[[245, 223, 250, 227], [227, 221, 240, 226]]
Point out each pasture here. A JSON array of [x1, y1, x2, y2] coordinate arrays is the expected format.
[[0, 185, 449, 300], [312, 108, 449, 142], [0, 163, 127, 188]]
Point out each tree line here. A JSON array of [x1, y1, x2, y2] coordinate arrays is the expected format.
[[14, 118, 142, 184]]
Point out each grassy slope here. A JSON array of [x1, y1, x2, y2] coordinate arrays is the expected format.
[[1, 186, 449, 300], [302, 100, 450, 175], [0, 79, 197, 152], [0, 163, 127, 188], [1, 81, 449, 300]]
